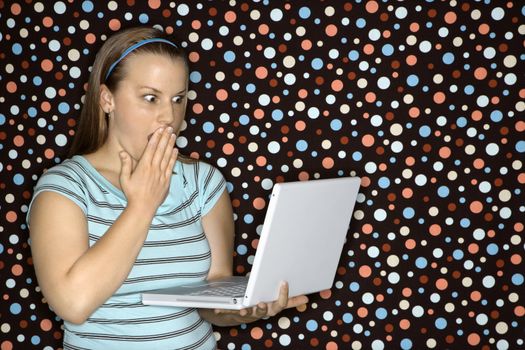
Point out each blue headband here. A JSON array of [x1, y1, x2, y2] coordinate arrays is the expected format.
[[104, 38, 179, 81]]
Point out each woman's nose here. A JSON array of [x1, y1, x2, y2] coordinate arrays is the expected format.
[[157, 103, 175, 125]]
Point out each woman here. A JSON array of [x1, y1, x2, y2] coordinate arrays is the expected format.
[[27, 26, 308, 350]]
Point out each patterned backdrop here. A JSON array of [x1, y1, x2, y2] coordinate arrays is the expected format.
[[1, 1, 524, 349]]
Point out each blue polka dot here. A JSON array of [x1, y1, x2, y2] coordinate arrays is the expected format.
[[296, 140, 308, 152], [190, 71, 202, 83], [82, 0, 94, 12], [415, 257, 427, 269], [224, 50, 236, 63], [202, 121, 215, 133], [435, 317, 447, 330], [311, 58, 324, 70], [10, 303, 22, 315], [12, 43, 23, 55], [298, 7, 311, 19], [13, 173, 25, 185], [512, 273, 524, 286], [330, 119, 342, 131], [306, 319, 318, 331], [271, 109, 284, 121]]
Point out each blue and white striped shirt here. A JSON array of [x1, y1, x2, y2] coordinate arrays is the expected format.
[[28, 155, 226, 350]]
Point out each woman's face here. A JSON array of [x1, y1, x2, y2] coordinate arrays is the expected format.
[[102, 52, 188, 160]]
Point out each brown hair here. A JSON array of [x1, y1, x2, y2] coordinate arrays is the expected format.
[[68, 27, 189, 157]]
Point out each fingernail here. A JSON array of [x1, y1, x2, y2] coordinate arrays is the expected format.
[[167, 126, 173, 133]]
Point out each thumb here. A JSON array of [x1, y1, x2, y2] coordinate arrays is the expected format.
[[119, 151, 132, 184]]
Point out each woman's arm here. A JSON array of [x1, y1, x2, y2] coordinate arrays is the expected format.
[[29, 192, 157, 324], [199, 189, 309, 327], [29, 127, 177, 324]]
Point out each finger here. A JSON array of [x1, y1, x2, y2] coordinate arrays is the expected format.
[[160, 133, 176, 172], [119, 151, 132, 184], [286, 295, 309, 309], [277, 281, 289, 309], [152, 127, 173, 166], [166, 147, 178, 176], [143, 127, 165, 161]]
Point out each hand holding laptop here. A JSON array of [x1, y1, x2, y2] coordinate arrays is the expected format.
[[206, 281, 309, 323]]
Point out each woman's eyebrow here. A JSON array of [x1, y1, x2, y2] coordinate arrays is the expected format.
[[139, 86, 187, 94]]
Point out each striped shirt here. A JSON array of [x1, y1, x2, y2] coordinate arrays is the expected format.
[[28, 155, 226, 350]]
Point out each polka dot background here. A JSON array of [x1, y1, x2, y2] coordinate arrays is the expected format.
[[1, 1, 524, 349]]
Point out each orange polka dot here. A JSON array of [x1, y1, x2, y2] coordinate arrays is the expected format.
[[362, 134, 375, 147], [435, 278, 448, 290], [295, 120, 306, 131], [188, 51, 200, 63], [1, 341, 14, 350], [359, 265, 372, 278], [402, 188, 413, 199], [319, 289, 332, 299], [192, 103, 203, 114], [250, 327, 264, 340], [467, 333, 481, 346], [108, 19, 121, 31], [13, 135, 24, 147], [408, 107, 420, 118], [252, 197, 266, 210], [405, 239, 416, 250], [255, 66, 268, 79], [470, 291, 482, 302], [224, 10, 237, 23], [41, 59, 54, 72], [222, 143, 234, 155], [40, 319, 53, 331], [255, 155, 267, 167], [11, 3, 22, 15], [471, 110, 483, 121], [44, 148, 55, 159], [85, 33, 96, 45], [469, 201, 483, 214], [322, 157, 334, 169], [325, 24, 338, 37], [11, 264, 23, 276], [429, 224, 441, 236], [399, 319, 411, 330], [433, 91, 446, 104], [148, 0, 161, 9], [253, 109, 264, 119], [6, 81, 17, 93], [438, 146, 451, 159], [191, 20, 201, 30], [362, 224, 373, 234], [326, 341, 338, 350], [515, 306, 525, 317], [258, 24, 269, 35], [216, 89, 228, 101], [42, 16, 53, 27], [365, 1, 379, 13], [357, 307, 368, 318], [474, 67, 487, 80], [301, 39, 312, 50], [478, 23, 490, 35], [365, 92, 376, 103], [444, 11, 457, 24], [331, 79, 343, 92], [6, 211, 17, 223], [406, 55, 417, 66], [363, 43, 375, 55]]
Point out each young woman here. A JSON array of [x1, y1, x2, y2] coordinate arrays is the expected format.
[[28, 26, 308, 350]]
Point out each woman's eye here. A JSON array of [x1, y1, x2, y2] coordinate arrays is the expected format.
[[172, 96, 184, 104], [144, 95, 157, 103]]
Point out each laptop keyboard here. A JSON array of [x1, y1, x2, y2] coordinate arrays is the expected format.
[[187, 282, 247, 297]]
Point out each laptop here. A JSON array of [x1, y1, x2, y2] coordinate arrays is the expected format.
[[141, 176, 361, 310]]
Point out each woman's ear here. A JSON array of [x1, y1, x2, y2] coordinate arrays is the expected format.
[[99, 84, 114, 113]]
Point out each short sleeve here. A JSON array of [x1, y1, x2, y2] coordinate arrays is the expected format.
[[197, 161, 227, 216], [27, 162, 88, 226]]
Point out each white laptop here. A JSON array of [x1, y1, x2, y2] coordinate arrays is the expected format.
[[141, 176, 361, 310]]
